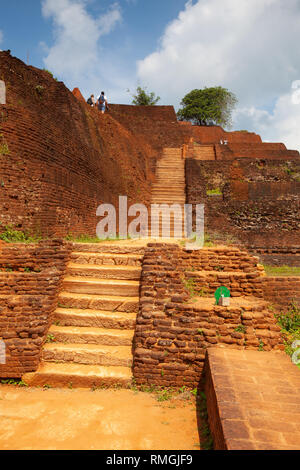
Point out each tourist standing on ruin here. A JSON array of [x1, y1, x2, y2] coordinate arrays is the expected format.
[[87, 94, 95, 106], [97, 91, 109, 114]]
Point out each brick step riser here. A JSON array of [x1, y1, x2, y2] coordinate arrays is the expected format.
[[71, 254, 142, 268], [71, 245, 145, 255], [156, 164, 184, 167], [62, 282, 139, 297], [151, 197, 185, 200], [50, 332, 132, 346], [154, 178, 184, 181], [153, 186, 184, 189], [151, 186, 186, 189], [66, 268, 141, 280], [53, 312, 136, 329], [42, 350, 132, 368], [58, 295, 139, 313], [22, 372, 131, 389]]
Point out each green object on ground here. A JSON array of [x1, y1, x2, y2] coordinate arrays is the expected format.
[[214, 286, 230, 305]]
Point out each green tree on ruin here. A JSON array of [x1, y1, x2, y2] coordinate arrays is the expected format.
[[129, 86, 161, 106], [177, 87, 238, 127]]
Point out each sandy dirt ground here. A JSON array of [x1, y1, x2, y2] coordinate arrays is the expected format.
[[0, 386, 201, 450]]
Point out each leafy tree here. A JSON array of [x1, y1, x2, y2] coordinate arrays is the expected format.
[[177, 87, 238, 127], [130, 86, 161, 106]]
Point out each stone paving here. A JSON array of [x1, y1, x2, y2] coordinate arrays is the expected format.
[[206, 347, 300, 450], [0, 386, 201, 450]]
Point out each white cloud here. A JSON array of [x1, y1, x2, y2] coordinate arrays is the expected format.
[[235, 84, 300, 150], [41, 0, 123, 97], [137, 0, 300, 148]]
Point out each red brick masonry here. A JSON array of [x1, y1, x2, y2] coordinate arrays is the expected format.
[[205, 347, 300, 450], [133, 244, 282, 388], [0, 240, 71, 377]]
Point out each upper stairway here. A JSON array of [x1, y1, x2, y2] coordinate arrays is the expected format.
[[192, 144, 216, 161], [150, 147, 186, 237]]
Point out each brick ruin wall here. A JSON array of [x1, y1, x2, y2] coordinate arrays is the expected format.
[[109, 104, 192, 157], [1, 50, 299, 240], [186, 158, 300, 250], [262, 277, 300, 308], [133, 244, 282, 388], [0, 240, 71, 377], [0, 51, 166, 237]]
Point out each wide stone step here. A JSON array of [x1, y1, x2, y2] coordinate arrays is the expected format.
[[23, 362, 132, 388], [66, 263, 141, 280], [42, 343, 133, 367], [58, 292, 139, 313], [71, 243, 145, 255], [151, 188, 185, 193], [48, 325, 134, 346], [63, 277, 140, 296], [151, 201, 186, 205], [155, 178, 183, 181], [157, 164, 183, 167], [156, 175, 184, 178], [54, 307, 136, 329], [151, 195, 185, 199], [155, 176, 184, 180], [70, 252, 143, 266], [151, 197, 185, 201]]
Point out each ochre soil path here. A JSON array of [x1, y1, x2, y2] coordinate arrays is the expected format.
[[0, 386, 201, 450]]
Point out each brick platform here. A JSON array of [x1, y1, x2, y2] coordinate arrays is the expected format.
[[205, 347, 300, 450]]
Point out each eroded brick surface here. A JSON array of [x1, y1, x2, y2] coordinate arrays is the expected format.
[[0, 240, 71, 377], [205, 348, 300, 450]]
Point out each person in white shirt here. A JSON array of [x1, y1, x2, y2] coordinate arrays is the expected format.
[[97, 91, 108, 114]]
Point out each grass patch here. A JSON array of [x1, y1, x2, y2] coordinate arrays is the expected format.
[[1, 379, 28, 387], [204, 231, 238, 246], [183, 277, 208, 298], [129, 382, 198, 403], [0, 142, 9, 155], [275, 302, 300, 359], [206, 188, 222, 196], [65, 233, 131, 243], [264, 265, 300, 276], [43, 69, 58, 81], [196, 391, 214, 450], [0, 225, 43, 243]]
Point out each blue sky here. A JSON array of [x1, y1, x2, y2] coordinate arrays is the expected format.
[[0, 0, 189, 101], [1, 0, 300, 150]]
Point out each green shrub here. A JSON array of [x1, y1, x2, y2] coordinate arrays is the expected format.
[[275, 302, 300, 357], [275, 302, 300, 332], [206, 188, 222, 196], [0, 225, 42, 243]]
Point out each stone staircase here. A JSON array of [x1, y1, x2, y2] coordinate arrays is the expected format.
[[151, 147, 186, 237], [193, 144, 216, 160], [23, 244, 144, 389]]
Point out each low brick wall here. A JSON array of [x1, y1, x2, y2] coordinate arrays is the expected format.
[[185, 271, 263, 298], [133, 243, 281, 388], [248, 246, 300, 267], [262, 276, 300, 308], [0, 240, 71, 378]]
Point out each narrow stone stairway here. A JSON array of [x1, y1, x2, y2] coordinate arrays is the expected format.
[[23, 244, 144, 389], [193, 144, 216, 160], [151, 147, 186, 237]]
